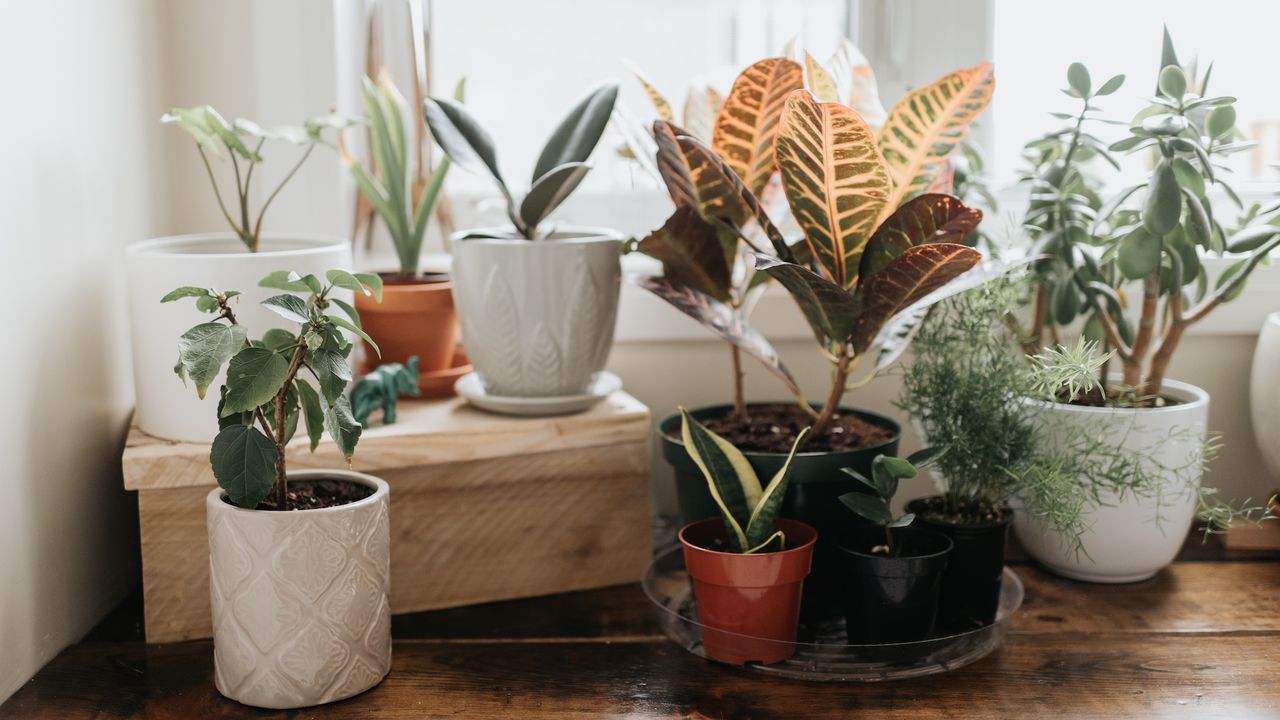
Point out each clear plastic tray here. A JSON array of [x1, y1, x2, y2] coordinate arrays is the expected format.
[[642, 545, 1023, 681]]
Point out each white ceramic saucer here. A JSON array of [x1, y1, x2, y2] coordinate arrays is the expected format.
[[454, 371, 623, 416]]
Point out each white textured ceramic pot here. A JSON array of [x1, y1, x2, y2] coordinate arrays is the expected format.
[[206, 469, 391, 710], [1014, 378, 1209, 583], [451, 227, 622, 397], [1249, 312, 1280, 480], [126, 234, 351, 442]]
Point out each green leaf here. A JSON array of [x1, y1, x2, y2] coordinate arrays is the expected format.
[[221, 347, 290, 416], [216, 386, 252, 430], [202, 107, 260, 161], [1171, 157, 1205, 197], [840, 467, 878, 493], [1158, 65, 1187, 99], [851, 243, 983, 352], [422, 96, 515, 220], [839, 491, 893, 525], [1118, 227, 1162, 280], [1143, 161, 1182, 237], [330, 297, 363, 329], [308, 347, 351, 403], [520, 161, 592, 232], [161, 286, 213, 303], [752, 254, 859, 344], [294, 378, 325, 452], [209, 424, 278, 508], [680, 408, 760, 552], [744, 428, 807, 551], [328, 315, 380, 358], [890, 513, 915, 528], [1052, 278, 1081, 324], [353, 272, 384, 303], [532, 83, 619, 182], [327, 269, 374, 297], [260, 328, 296, 352], [878, 455, 918, 480], [195, 295, 220, 313], [1095, 74, 1125, 96], [637, 206, 731, 301], [161, 106, 222, 156], [1228, 226, 1280, 254], [177, 322, 248, 399], [261, 294, 311, 323], [1182, 190, 1212, 249], [1067, 62, 1091, 97], [259, 270, 314, 293], [322, 394, 363, 461], [905, 446, 947, 468], [1206, 105, 1236, 139]]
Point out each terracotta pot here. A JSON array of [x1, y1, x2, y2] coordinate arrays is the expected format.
[[355, 273, 458, 383], [680, 518, 816, 666], [207, 469, 391, 709]]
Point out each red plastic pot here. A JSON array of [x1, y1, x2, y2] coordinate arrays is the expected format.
[[680, 517, 817, 665]]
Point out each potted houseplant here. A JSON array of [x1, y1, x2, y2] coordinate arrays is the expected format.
[[422, 83, 623, 400], [1008, 34, 1280, 581], [639, 58, 996, 618], [834, 448, 951, 644], [677, 409, 815, 665], [342, 73, 463, 389], [128, 107, 354, 442], [167, 268, 390, 709]]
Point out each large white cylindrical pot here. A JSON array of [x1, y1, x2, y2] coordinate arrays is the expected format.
[[1249, 312, 1280, 482], [206, 469, 391, 710], [1014, 378, 1209, 583], [126, 234, 351, 442], [451, 227, 622, 397]]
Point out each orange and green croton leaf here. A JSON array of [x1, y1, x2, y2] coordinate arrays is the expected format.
[[711, 57, 803, 197]]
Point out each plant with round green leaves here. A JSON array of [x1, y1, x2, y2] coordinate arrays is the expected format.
[[680, 408, 808, 554], [165, 269, 385, 509], [421, 83, 618, 240], [162, 106, 354, 253], [343, 72, 463, 278], [838, 448, 946, 555]]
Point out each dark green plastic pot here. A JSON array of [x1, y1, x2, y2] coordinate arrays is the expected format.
[[659, 403, 901, 622], [906, 497, 1012, 634]]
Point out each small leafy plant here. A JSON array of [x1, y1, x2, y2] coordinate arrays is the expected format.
[[839, 448, 946, 555], [166, 269, 385, 509], [162, 106, 352, 252], [343, 72, 462, 278], [422, 83, 619, 240], [680, 408, 808, 553]]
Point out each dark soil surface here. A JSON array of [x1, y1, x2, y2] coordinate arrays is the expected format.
[[1064, 387, 1182, 408], [670, 404, 895, 454], [911, 495, 1010, 527], [226, 479, 375, 511]]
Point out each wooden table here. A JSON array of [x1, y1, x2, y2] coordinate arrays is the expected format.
[[4, 534, 1277, 719]]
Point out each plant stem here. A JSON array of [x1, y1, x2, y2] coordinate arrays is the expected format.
[[1126, 273, 1160, 388], [228, 143, 254, 252], [812, 352, 852, 438], [730, 345, 746, 420], [196, 146, 244, 239], [253, 143, 316, 250], [272, 342, 309, 509], [883, 524, 895, 556]]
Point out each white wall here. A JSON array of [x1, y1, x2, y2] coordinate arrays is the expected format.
[[0, 0, 166, 702]]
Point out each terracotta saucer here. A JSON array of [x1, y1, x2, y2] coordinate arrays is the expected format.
[[418, 348, 472, 398]]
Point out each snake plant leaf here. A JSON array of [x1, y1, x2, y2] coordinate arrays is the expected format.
[[422, 96, 514, 215], [321, 393, 363, 461], [210, 424, 278, 508], [532, 83, 619, 182], [745, 428, 808, 550], [744, 530, 786, 554], [221, 347, 290, 416], [804, 52, 839, 102], [633, 276, 799, 395], [860, 194, 983, 280], [852, 243, 982, 352], [877, 62, 995, 213], [637, 206, 731, 301], [712, 57, 804, 196], [178, 322, 248, 399], [752, 254, 860, 345], [520, 161, 592, 233], [681, 409, 761, 552], [776, 89, 891, 288]]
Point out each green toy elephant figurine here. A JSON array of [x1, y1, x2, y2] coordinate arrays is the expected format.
[[351, 356, 421, 427]]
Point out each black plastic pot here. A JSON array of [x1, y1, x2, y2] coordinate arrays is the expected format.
[[834, 525, 953, 644], [659, 403, 901, 622], [905, 497, 1012, 633]]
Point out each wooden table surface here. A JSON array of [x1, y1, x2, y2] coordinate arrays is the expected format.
[[4, 534, 1278, 719]]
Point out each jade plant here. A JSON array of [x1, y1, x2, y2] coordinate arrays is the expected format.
[[162, 106, 353, 252], [680, 408, 808, 553], [839, 448, 945, 554], [343, 73, 463, 278], [1013, 29, 1280, 402], [165, 269, 384, 509], [421, 83, 619, 240]]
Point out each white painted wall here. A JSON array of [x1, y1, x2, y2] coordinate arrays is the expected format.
[[0, 0, 166, 703]]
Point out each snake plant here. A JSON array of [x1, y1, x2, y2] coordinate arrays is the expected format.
[[680, 408, 808, 553]]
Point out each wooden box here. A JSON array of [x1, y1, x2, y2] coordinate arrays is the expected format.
[[122, 392, 652, 643]]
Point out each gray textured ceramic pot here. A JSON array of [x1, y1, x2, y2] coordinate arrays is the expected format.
[[451, 227, 623, 397]]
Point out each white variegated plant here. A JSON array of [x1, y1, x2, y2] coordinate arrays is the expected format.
[[680, 408, 808, 554]]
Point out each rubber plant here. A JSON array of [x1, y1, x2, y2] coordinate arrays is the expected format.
[[342, 71, 463, 277], [162, 106, 353, 252], [1012, 28, 1280, 403], [681, 408, 808, 553], [637, 61, 997, 440], [421, 83, 619, 240], [165, 269, 384, 509]]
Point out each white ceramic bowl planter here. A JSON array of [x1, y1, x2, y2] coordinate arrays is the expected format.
[[1015, 378, 1209, 583], [125, 233, 352, 442], [451, 227, 622, 398], [1250, 312, 1280, 481], [207, 469, 391, 709]]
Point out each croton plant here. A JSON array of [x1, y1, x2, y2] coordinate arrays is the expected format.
[[634, 51, 997, 438]]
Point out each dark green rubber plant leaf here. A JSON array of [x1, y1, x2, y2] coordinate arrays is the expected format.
[[177, 322, 247, 399], [221, 347, 289, 416], [532, 83, 619, 182], [519, 161, 591, 233], [752, 254, 860, 345], [860, 193, 983, 280], [209, 424, 278, 508], [422, 96, 516, 224], [636, 206, 731, 301], [852, 243, 982, 352]]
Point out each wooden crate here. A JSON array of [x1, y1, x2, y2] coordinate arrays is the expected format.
[[123, 392, 652, 643]]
